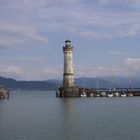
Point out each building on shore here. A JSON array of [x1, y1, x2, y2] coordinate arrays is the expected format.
[[0, 85, 9, 99], [57, 40, 80, 97]]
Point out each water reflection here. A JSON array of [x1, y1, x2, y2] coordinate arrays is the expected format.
[[0, 91, 140, 140]]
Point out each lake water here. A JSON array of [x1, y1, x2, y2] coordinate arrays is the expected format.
[[0, 91, 140, 140]]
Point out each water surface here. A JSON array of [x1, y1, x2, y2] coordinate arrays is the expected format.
[[0, 91, 140, 140]]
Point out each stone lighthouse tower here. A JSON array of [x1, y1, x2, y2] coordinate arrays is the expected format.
[[58, 40, 79, 97], [63, 40, 75, 87]]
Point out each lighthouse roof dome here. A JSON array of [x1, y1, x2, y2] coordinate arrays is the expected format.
[[65, 40, 72, 48], [65, 40, 71, 43]]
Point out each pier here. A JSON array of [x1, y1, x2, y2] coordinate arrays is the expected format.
[[56, 87, 140, 97], [79, 88, 140, 97]]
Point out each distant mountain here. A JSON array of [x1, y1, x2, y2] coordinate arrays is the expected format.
[[75, 77, 110, 88], [0, 76, 58, 90], [96, 76, 140, 88], [45, 79, 62, 85], [133, 80, 140, 88], [97, 76, 129, 88], [0, 76, 139, 90]]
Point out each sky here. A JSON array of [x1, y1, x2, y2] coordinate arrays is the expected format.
[[0, 0, 140, 80]]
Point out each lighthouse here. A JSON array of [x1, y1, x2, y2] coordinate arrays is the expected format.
[[63, 40, 75, 87], [58, 40, 79, 97]]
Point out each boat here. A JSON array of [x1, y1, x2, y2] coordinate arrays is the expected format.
[[95, 91, 100, 97], [107, 94, 114, 97], [95, 94, 100, 97], [127, 93, 133, 97], [100, 91, 107, 97], [114, 92, 120, 97], [80, 92, 87, 97], [121, 91, 127, 97], [89, 93, 94, 97], [107, 91, 114, 97]]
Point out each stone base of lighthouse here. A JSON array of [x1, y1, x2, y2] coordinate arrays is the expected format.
[[57, 86, 80, 97]]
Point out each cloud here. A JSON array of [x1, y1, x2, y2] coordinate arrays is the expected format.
[[80, 31, 111, 40], [74, 61, 140, 78], [75, 65, 121, 77], [125, 58, 140, 66], [98, 0, 139, 8], [0, 22, 48, 49], [0, 60, 139, 80], [45, 66, 63, 79], [126, 58, 140, 63], [0, 0, 140, 80], [0, 63, 63, 80], [20, 56, 45, 62], [1, 0, 140, 41], [0, 65, 25, 79], [110, 51, 130, 55], [125, 24, 140, 37]]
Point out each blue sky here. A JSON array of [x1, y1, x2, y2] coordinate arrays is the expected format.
[[0, 0, 140, 80]]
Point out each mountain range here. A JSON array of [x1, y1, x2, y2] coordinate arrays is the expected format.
[[0, 76, 140, 90]]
